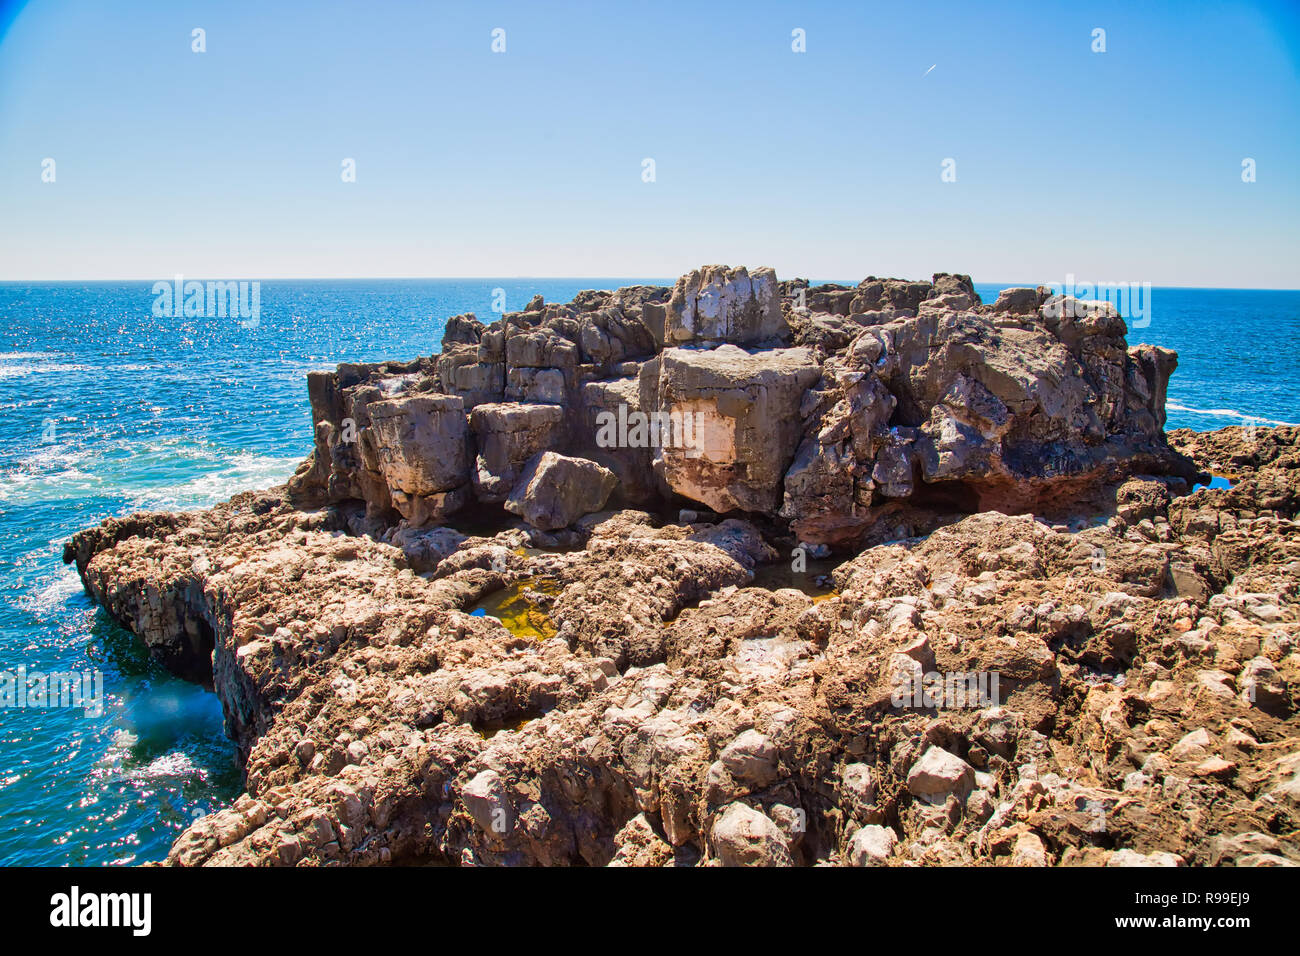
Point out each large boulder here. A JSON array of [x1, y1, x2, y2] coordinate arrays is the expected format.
[[663, 265, 787, 346], [656, 345, 821, 513], [469, 402, 567, 504], [461, 769, 512, 835], [719, 730, 779, 787], [906, 746, 975, 805], [991, 286, 1044, 315], [846, 825, 897, 866], [504, 326, 578, 405], [710, 803, 793, 866], [504, 451, 618, 530], [366, 394, 470, 524]]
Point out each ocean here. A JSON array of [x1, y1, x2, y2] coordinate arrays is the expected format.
[[0, 279, 1296, 865]]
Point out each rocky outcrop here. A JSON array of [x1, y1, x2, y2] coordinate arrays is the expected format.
[[369, 395, 470, 525], [469, 402, 566, 504], [66, 267, 1299, 869], [288, 266, 1191, 547], [503, 452, 617, 531], [656, 345, 821, 513], [777, 292, 1189, 550], [663, 265, 787, 346]]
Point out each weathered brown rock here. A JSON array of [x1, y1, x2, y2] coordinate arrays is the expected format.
[[368, 395, 471, 523], [657, 344, 820, 513], [469, 402, 566, 504], [664, 265, 787, 346], [503, 451, 617, 531], [63, 271, 1300, 869]]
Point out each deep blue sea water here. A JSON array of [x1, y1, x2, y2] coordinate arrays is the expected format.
[[0, 279, 1296, 866]]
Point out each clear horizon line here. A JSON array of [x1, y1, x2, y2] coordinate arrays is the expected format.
[[1, 276, 1298, 292]]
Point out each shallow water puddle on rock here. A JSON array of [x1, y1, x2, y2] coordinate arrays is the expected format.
[[468, 577, 560, 640], [1193, 474, 1236, 491], [749, 558, 841, 601], [476, 714, 539, 739]]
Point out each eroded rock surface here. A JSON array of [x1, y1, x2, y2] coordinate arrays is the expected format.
[[657, 345, 820, 513], [62, 268, 1299, 867], [503, 452, 617, 531], [286, 267, 1191, 545]]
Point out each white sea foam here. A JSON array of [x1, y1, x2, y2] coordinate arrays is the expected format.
[[0, 439, 103, 504], [0, 361, 94, 380], [130, 751, 205, 783], [1166, 402, 1298, 427], [0, 352, 156, 379], [125, 451, 300, 510], [0, 441, 299, 508], [21, 567, 86, 620]]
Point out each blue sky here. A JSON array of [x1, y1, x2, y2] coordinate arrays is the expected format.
[[0, 0, 1297, 286]]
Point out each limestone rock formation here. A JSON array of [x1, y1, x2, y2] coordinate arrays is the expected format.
[[288, 266, 1190, 545], [656, 345, 821, 513], [470, 402, 566, 504], [64, 267, 1300, 869], [503, 452, 617, 531], [368, 395, 470, 525], [663, 265, 787, 346]]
